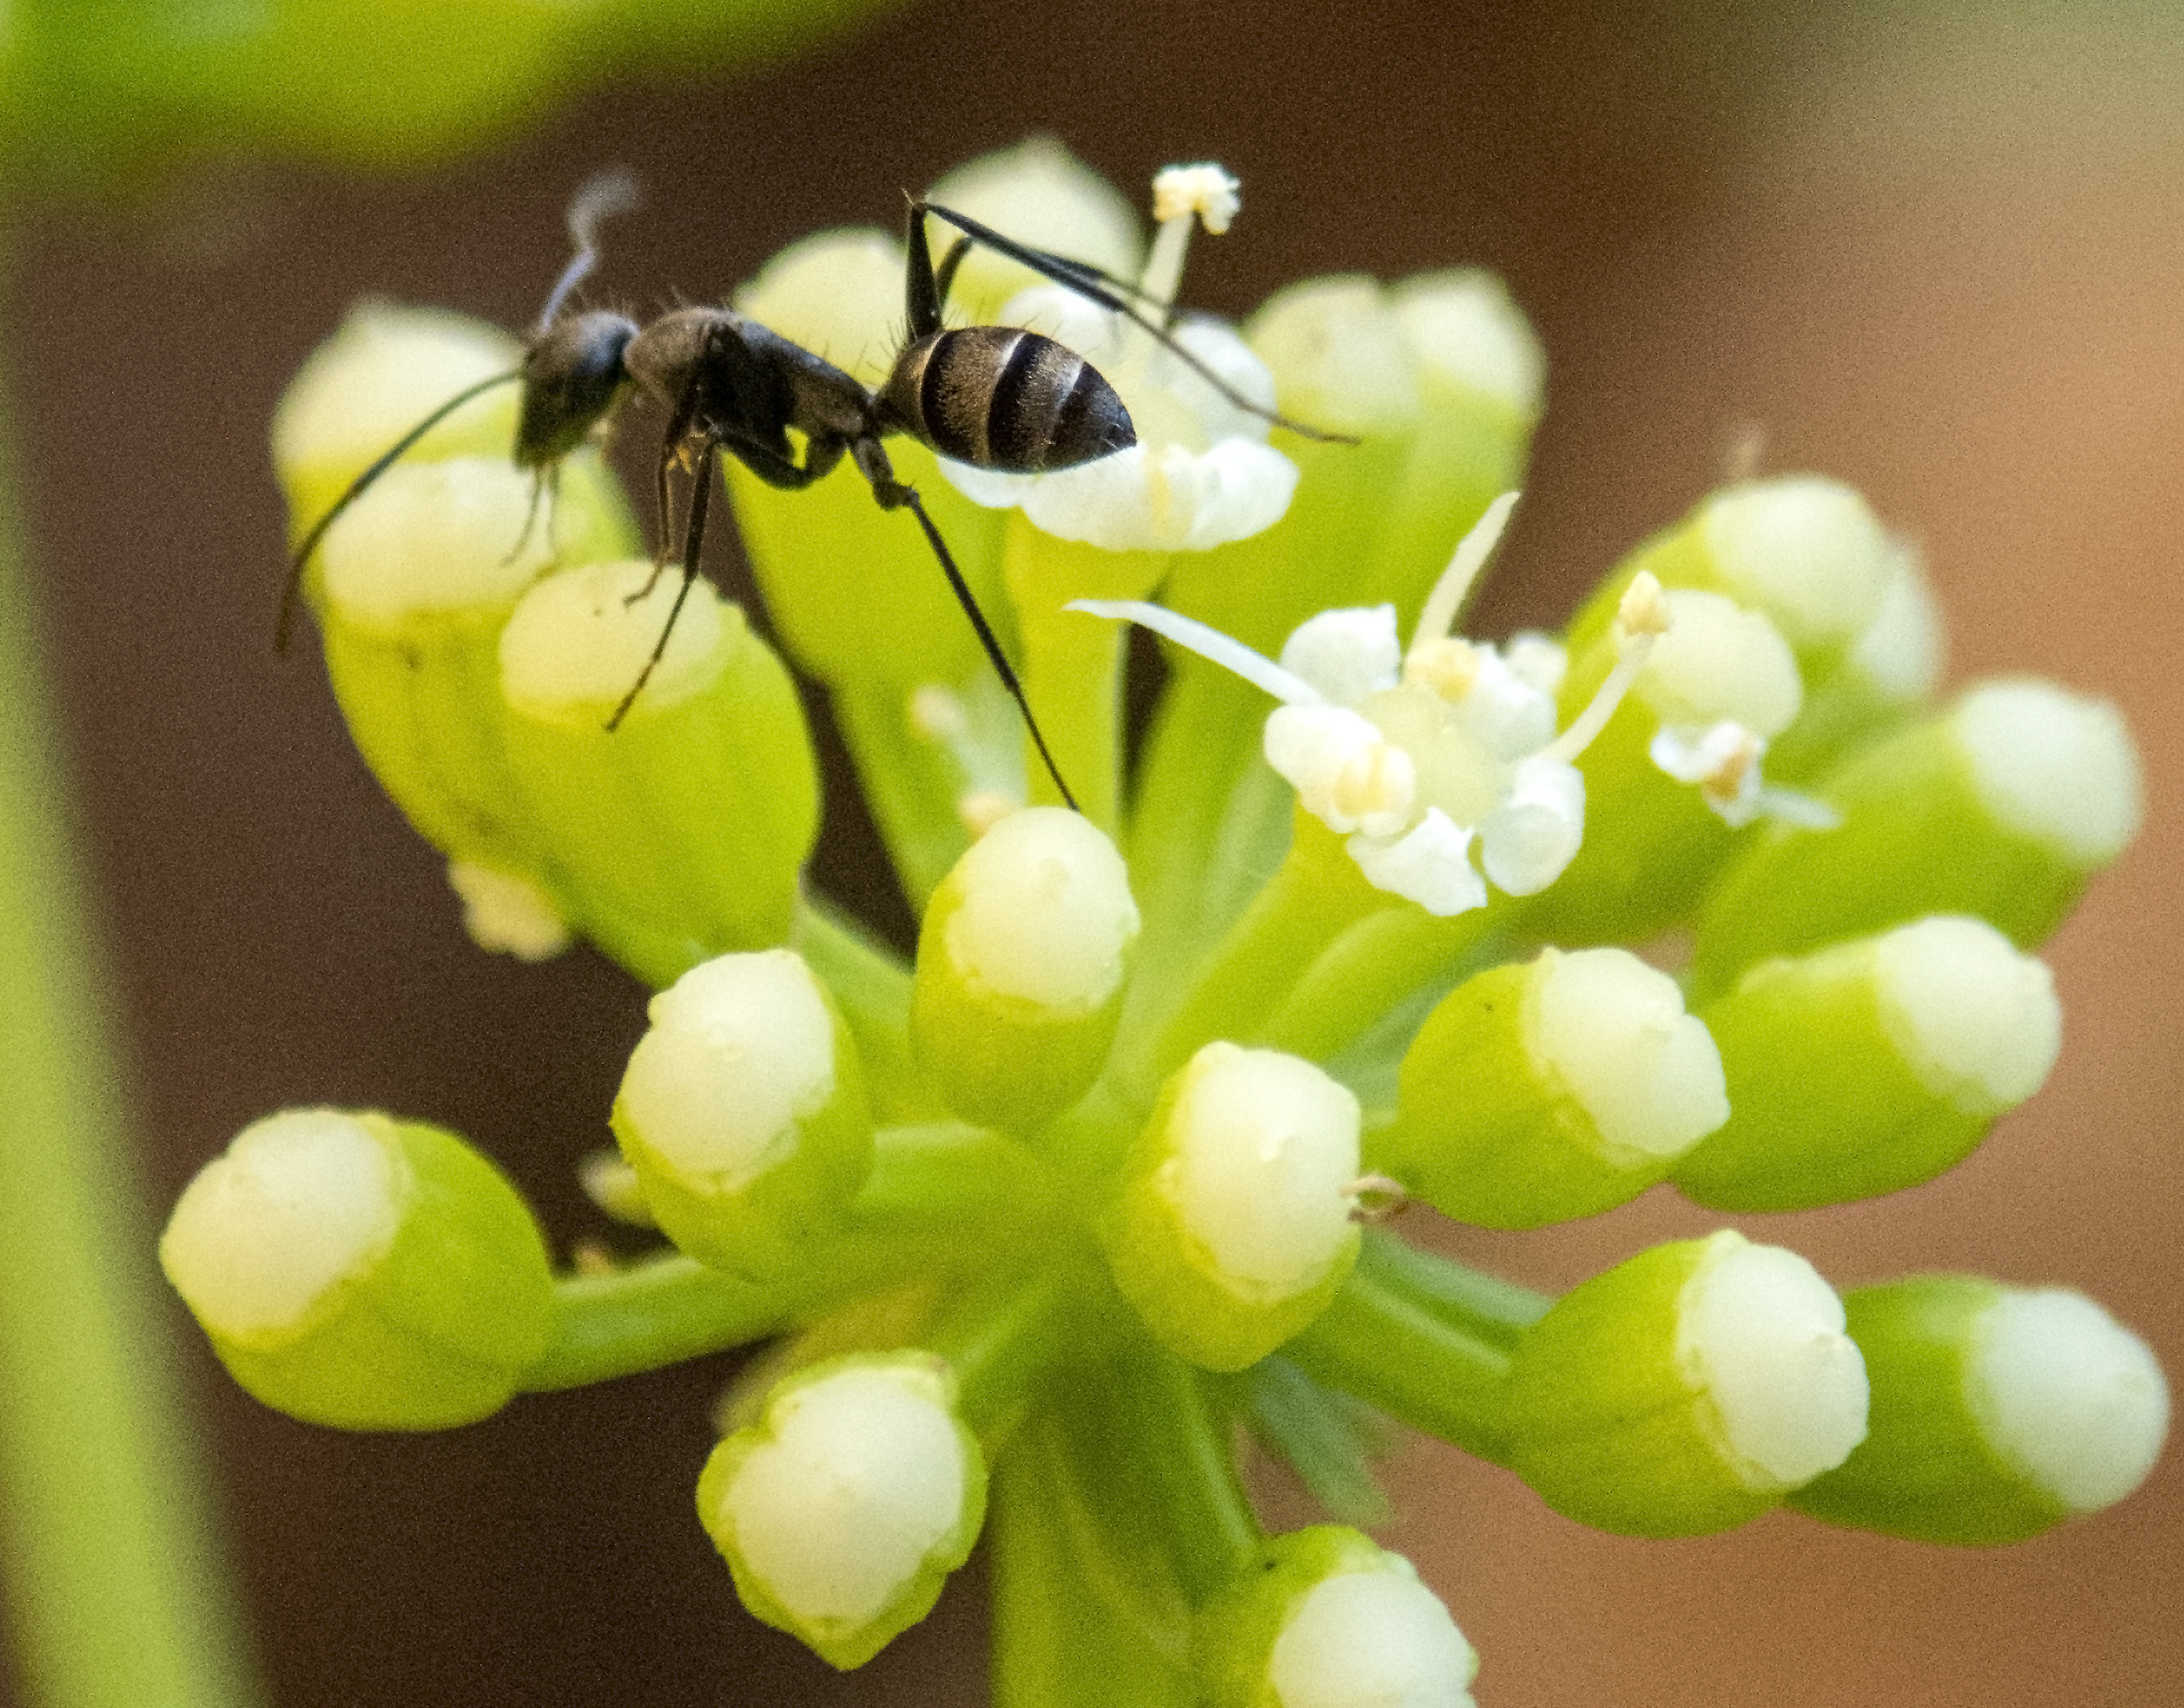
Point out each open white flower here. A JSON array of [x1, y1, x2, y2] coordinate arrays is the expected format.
[[1074, 494, 1669, 915], [941, 162, 1299, 552]]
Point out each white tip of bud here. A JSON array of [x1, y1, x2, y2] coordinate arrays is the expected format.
[[499, 560, 730, 720], [1349, 809, 1487, 917], [161, 1110, 401, 1337], [1699, 476, 1893, 651], [1953, 678, 2144, 866], [619, 951, 837, 1188], [272, 303, 518, 483], [1528, 949, 1728, 1162], [1969, 1289, 2168, 1514], [1392, 267, 1544, 420], [1280, 605, 1404, 706], [1639, 590, 1803, 738], [711, 1359, 977, 1633], [1246, 277, 1423, 434], [1680, 1234, 1870, 1490], [1164, 1045, 1362, 1299], [318, 457, 553, 629], [446, 861, 572, 960], [928, 139, 1144, 312], [1153, 163, 1242, 233], [1268, 1568, 1480, 1708], [943, 807, 1139, 1010], [991, 437, 1298, 553], [1872, 916, 2060, 1114], [735, 228, 906, 387], [1848, 542, 1945, 701]]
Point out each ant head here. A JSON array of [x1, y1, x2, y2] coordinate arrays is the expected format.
[[518, 310, 639, 469]]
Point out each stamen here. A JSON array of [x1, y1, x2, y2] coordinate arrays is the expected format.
[[1410, 491, 1520, 656], [1141, 163, 1240, 306], [1068, 598, 1323, 704], [1541, 572, 1670, 767], [1406, 636, 1483, 703]]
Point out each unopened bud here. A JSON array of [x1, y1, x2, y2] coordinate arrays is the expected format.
[[1504, 1231, 1869, 1535], [1102, 1044, 1363, 1371], [912, 807, 1139, 1130], [612, 951, 872, 1279], [1793, 1278, 2167, 1543], [1386, 947, 1727, 1228], [1680, 916, 2059, 1209], [696, 1352, 986, 1669], [160, 1109, 554, 1429], [1194, 1526, 1478, 1708]]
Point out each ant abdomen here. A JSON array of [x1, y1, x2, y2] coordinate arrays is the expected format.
[[882, 326, 1135, 474]]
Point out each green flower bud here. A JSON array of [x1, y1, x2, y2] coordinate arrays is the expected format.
[[1101, 1043, 1363, 1372], [1533, 587, 1806, 942], [612, 951, 872, 1280], [695, 1351, 987, 1669], [272, 302, 520, 528], [1695, 677, 2143, 992], [1194, 1526, 1478, 1708], [1792, 1278, 2168, 1545], [1504, 1230, 1869, 1536], [911, 807, 1139, 1129], [498, 561, 819, 986], [1679, 916, 2060, 1210], [1384, 947, 1728, 1228], [1569, 475, 1894, 679], [159, 1108, 553, 1430], [1765, 540, 1945, 784], [1166, 269, 1539, 657]]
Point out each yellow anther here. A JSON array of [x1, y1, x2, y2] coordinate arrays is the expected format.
[[1151, 163, 1241, 234], [1406, 636, 1484, 703]]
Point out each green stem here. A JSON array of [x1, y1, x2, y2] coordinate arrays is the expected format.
[[830, 681, 974, 911], [1136, 811, 1384, 1086], [1007, 528, 1167, 833], [1287, 1230, 1549, 1464], [523, 1254, 801, 1390], [991, 1407, 1194, 1708], [1257, 899, 1512, 1063], [0, 284, 262, 1705]]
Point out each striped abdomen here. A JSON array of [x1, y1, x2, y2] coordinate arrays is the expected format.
[[881, 327, 1136, 472]]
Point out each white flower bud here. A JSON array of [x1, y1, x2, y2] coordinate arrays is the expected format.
[[1529, 949, 1728, 1162], [1952, 678, 2143, 866], [1392, 267, 1544, 420], [445, 860, 571, 961], [317, 457, 553, 630], [1279, 605, 1403, 705], [1680, 1236, 1870, 1489], [1967, 1289, 2167, 1513], [1871, 916, 2060, 1113], [940, 807, 1139, 1011], [499, 560, 730, 720], [1638, 589, 1803, 738], [1699, 475, 1893, 651], [1269, 1570, 1478, 1708]]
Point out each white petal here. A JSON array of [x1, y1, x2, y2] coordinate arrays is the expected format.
[[1016, 438, 1297, 552], [1266, 705, 1411, 832], [1454, 644, 1560, 759], [1347, 809, 1486, 916], [1480, 758, 1585, 894], [1279, 606, 1402, 705]]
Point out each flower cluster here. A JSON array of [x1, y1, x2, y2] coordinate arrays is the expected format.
[[163, 141, 2167, 1704]]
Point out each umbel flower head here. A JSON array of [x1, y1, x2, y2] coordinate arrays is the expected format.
[[174, 140, 2167, 1699]]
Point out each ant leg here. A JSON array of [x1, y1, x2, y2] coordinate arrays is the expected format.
[[607, 434, 718, 731], [850, 438, 1080, 813], [278, 368, 521, 650], [502, 465, 555, 566], [636, 381, 707, 604]]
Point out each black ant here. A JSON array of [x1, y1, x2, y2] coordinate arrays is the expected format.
[[282, 172, 1349, 811]]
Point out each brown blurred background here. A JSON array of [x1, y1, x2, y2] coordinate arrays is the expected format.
[[4, 0, 2178, 1701]]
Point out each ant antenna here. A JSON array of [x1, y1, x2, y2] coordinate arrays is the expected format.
[[536, 168, 642, 337]]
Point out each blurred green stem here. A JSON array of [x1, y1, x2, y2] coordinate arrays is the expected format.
[[0, 263, 262, 1707]]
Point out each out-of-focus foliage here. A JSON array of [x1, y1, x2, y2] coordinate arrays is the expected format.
[[0, 0, 902, 187]]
